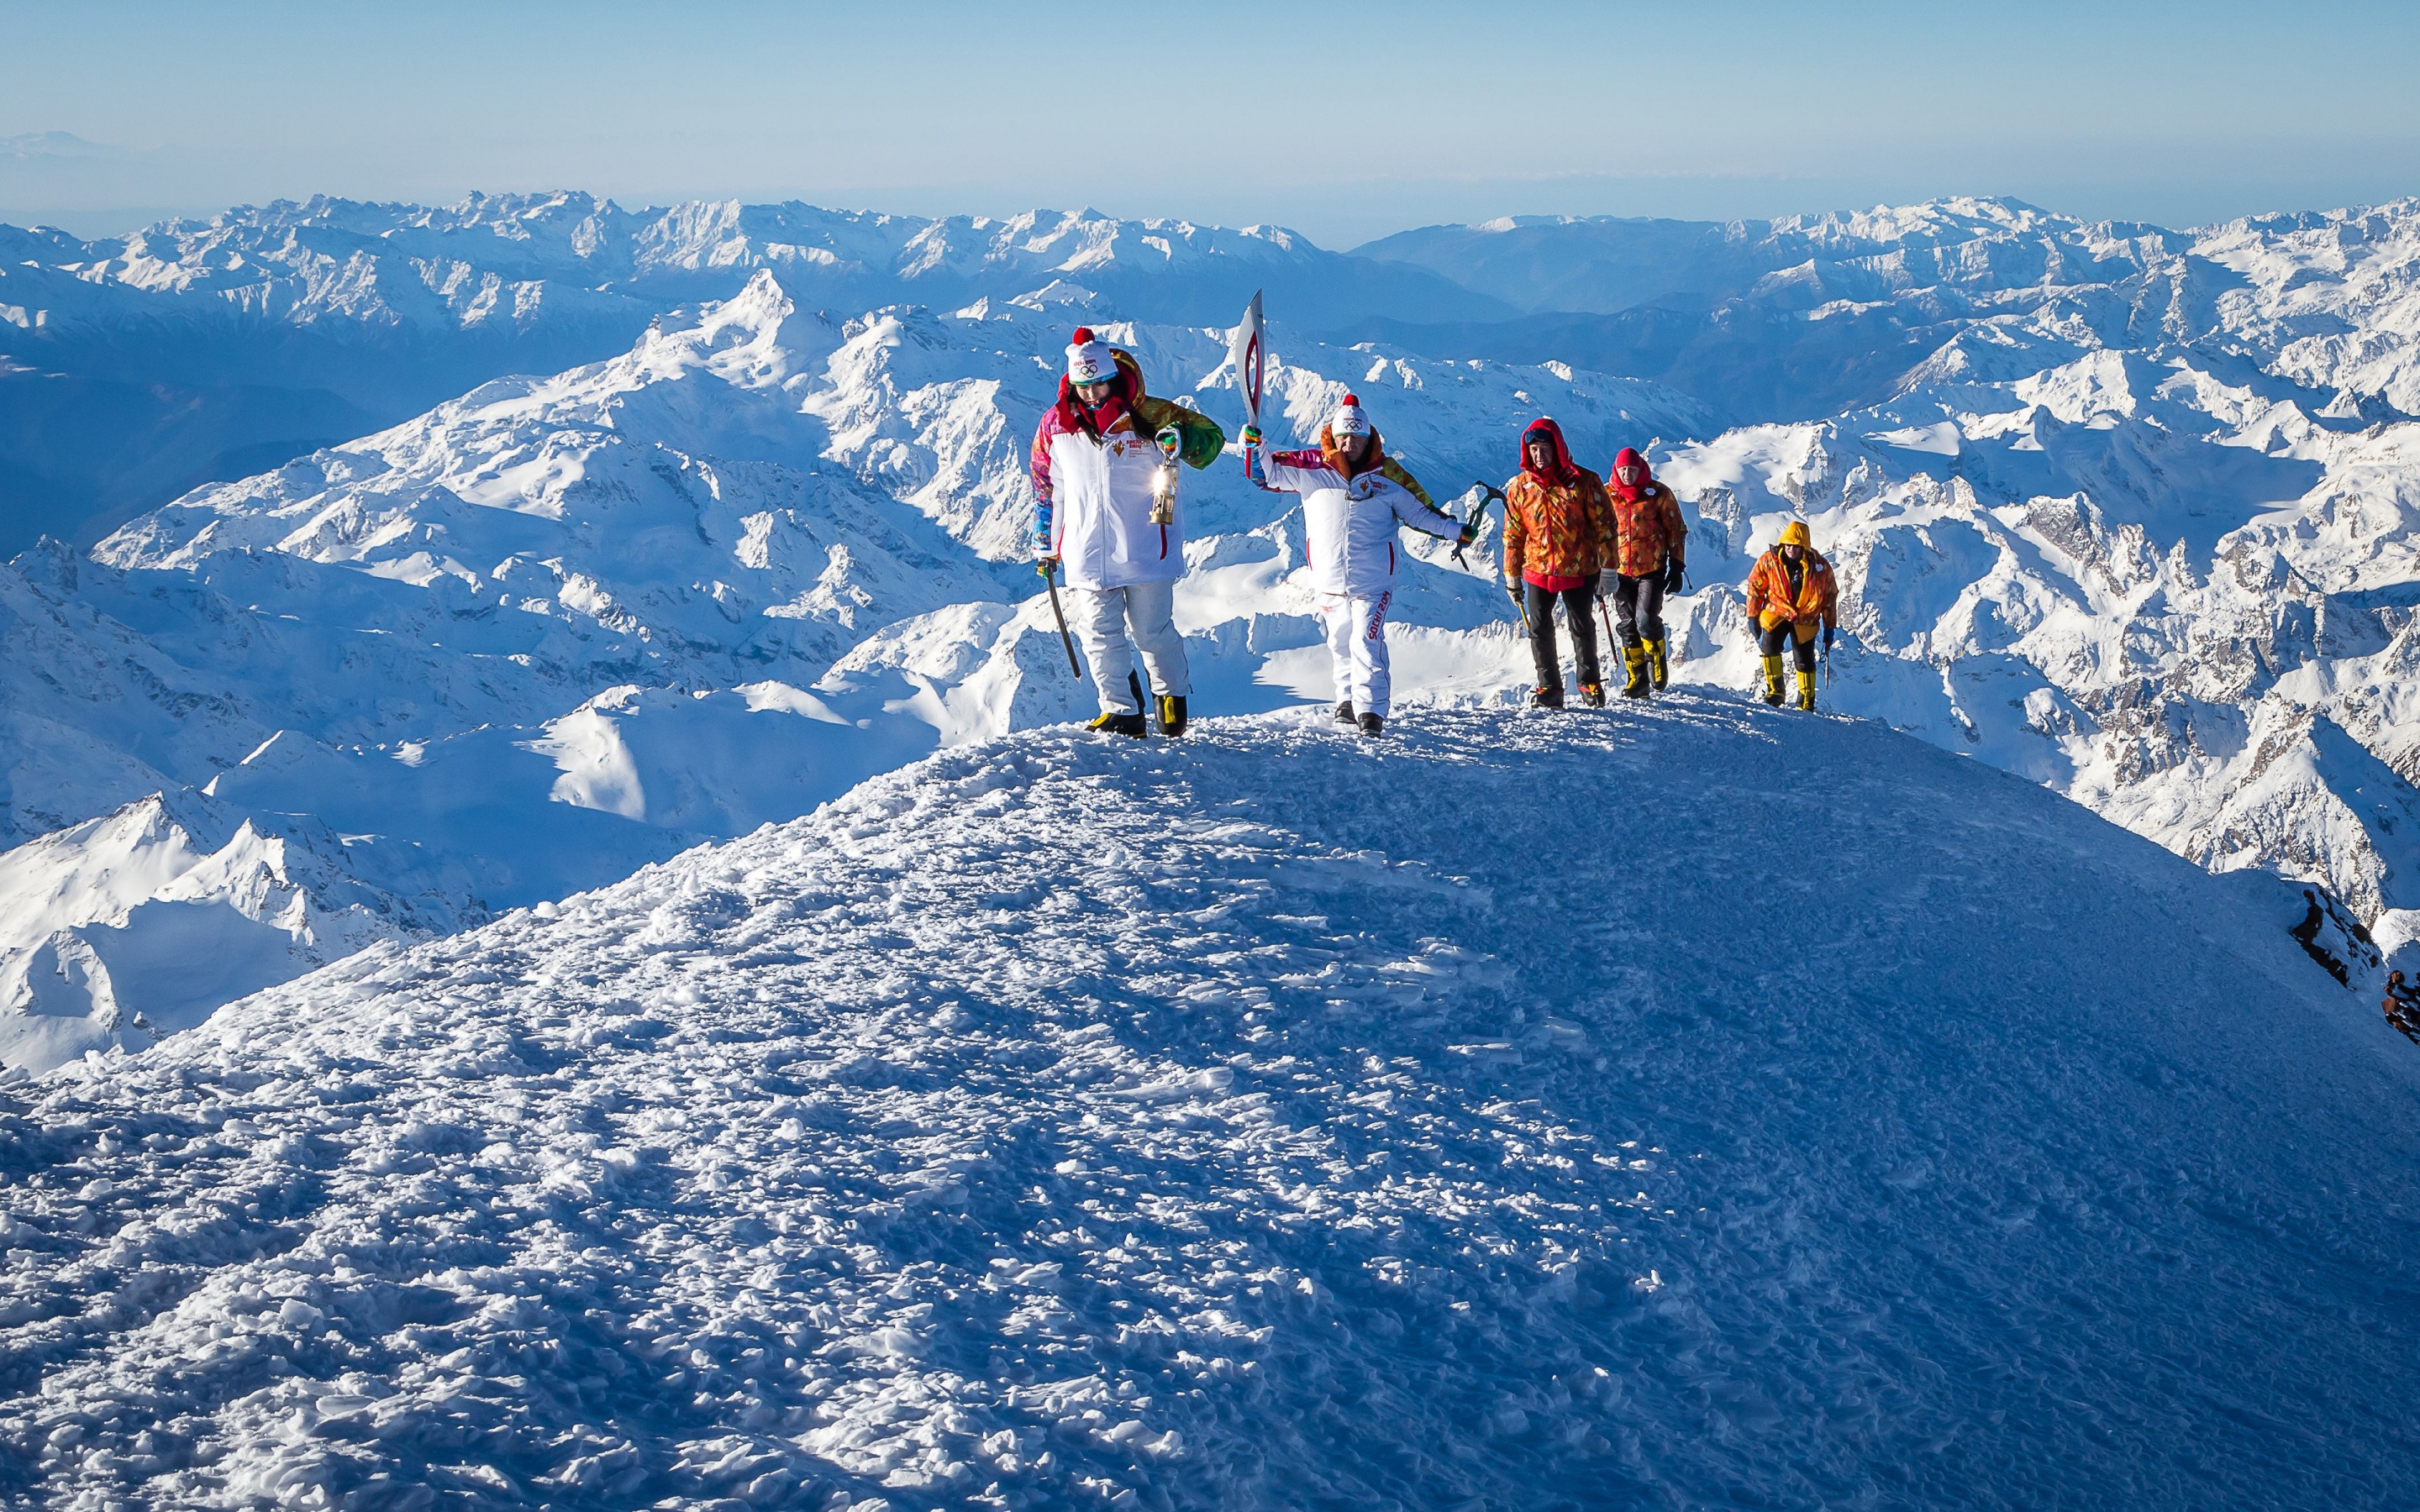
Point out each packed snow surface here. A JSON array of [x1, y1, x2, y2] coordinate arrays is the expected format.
[[4, 706, 2413, 1509]]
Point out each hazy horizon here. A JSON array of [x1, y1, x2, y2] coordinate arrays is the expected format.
[[7, 164, 2417, 251], [5, 0, 2415, 248]]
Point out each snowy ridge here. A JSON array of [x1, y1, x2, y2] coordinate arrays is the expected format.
[[0, 273, 1707, 1071], [3, 708, 2414, 1507]]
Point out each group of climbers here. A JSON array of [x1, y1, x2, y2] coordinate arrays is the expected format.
[[1030, 327, 1839, 737], [1497, 425, 1699, 707]]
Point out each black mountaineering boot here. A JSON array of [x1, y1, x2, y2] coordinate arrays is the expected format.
[[1087, 710, 1148, 738], [1357, 712, 1385, 738], [1530, 685, 1565, 710], [1578, 680, 1607, 708], [1334, 700, 1356, 726], [1621, 644, 1650, 699], [1158, 695, 1187, 738]]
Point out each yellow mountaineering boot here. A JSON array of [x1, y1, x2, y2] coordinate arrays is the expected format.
[[1644, 635, 1669, 690], [1761, 654, 1785, 706], [1621, 643, 1650, 699], [1796, 668, 1818, 711]]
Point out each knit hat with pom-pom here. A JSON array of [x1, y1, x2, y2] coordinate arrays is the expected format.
[[1065, 327, 1118, 386], [1330, 393, 1373, 438]]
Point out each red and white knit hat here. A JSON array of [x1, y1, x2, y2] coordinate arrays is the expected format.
[[1065, 327, 1118, 386], [1330, 393, 1373, 438]]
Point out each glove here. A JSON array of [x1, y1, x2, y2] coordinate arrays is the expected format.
[[1036, 554, 1060, 578], [1457, 522, 1477, 547], [1155, 425, 1184, 463], [1240, 423, 1262, 449], [1823, 626, 1836, 651], [1507, 582, 1525, 608], [1663, 559, 1687, 595]]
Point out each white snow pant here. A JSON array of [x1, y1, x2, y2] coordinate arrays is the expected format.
[[1320, 590, 1393, 717], [1071, 581, 1191, 715]]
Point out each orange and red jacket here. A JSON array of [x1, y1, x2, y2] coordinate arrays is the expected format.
[[1606, 447, 1687, 579], [1744, 546, 1839, 632], [1502, 418, 1616, 591]]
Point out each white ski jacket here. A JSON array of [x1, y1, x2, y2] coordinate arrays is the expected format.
[[1255, 446, 1462, 599], [1044, 424, 1185, 591]]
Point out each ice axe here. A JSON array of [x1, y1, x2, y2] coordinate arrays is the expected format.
[[1452, 481, 1506, 571], [1042, 560, 1082, 680], [1459, 482, 1530, 638]]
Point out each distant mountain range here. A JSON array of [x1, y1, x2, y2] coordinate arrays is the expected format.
[[11, 192, 2418, 555], [0, 193, 1506, 549]]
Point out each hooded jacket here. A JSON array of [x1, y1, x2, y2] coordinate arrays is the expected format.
[[1605, 446, 1689, 580], [1029, 346, 1226, 591], [1502, 418, 1616, 591], [1249, 423, 1460, 597], [1744, 543, 1840, 633]]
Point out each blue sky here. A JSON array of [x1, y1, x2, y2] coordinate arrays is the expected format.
[[4, 0, 2415, 244]]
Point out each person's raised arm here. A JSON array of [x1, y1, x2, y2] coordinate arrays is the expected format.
[[1137, 396, 1226, 470], [1244, 429, 1317, 495]]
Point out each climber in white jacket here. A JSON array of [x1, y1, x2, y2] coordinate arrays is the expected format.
[[1243, 394, 1473, 737], [1032, 328, 1225, 737]]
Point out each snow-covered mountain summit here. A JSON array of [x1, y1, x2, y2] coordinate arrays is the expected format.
[[0, 271, 1709, 1073], [13, 191, 2420, 1084], [4, 706, 2412, 1508]]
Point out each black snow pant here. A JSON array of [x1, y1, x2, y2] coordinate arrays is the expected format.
[[1524, 579, 1603, 696], [1759, 621, 1819, 673], [1611, 572, 1665, 648]]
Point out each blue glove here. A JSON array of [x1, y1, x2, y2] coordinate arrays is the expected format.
[[1823, 626, 1836, 651]]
